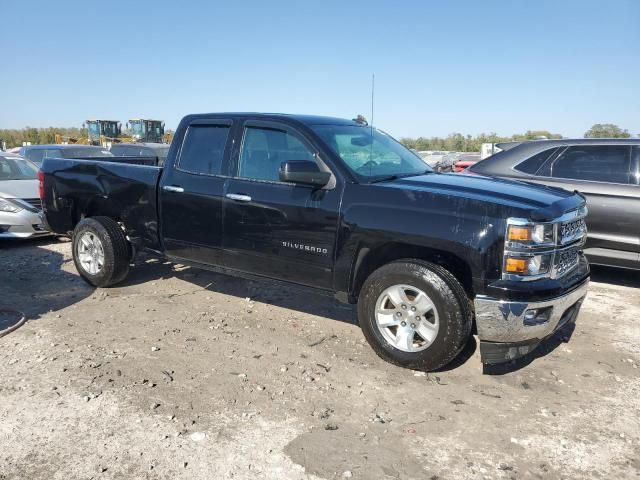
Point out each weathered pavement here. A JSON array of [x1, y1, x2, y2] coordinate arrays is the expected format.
[[0, 237, 638, 479]]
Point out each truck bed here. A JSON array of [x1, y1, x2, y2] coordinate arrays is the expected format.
[[41, 158, 163, 250]]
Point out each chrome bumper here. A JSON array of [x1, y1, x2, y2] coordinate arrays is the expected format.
[[474, 279, 589, 344]]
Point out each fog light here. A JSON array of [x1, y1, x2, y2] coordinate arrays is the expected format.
[[523, 307, 552, 326]]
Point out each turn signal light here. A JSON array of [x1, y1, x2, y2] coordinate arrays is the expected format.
[[505, 258, 528, 274], [507, 226, 531, 242]]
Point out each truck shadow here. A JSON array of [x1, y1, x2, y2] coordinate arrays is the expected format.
[[0, 237, 93, 331], [121, 255, 358, 326], [481, 322, 576, 375], [121, 255, 481, 369]]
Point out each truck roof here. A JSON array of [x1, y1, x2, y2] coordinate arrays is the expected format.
[[182, 113, 361, 127]]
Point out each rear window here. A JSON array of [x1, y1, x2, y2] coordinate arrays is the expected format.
[[61, 148, 113, 158], [178, 124, 230, 175], [109, 145, 134, 156], [514, 148, 559, 175]]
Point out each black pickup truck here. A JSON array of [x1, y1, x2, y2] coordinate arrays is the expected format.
[[40, 113, 590, 370]]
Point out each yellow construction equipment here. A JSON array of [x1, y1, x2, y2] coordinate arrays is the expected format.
[[55, 119, 172, 146], [127, 119, 167, 143]]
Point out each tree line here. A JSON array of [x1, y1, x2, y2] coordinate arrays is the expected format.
[[0, 123, 633, 151], [0, 127, 87, 148], [400, 124, 633, 153]]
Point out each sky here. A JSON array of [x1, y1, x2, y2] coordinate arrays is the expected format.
[[1, 0, 639, 139]]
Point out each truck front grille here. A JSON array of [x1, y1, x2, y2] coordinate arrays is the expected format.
[[560, 218, 587, 245]]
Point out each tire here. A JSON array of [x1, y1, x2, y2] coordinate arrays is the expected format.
[[358, 259, 472, 371], [72, 216, 130, 287]]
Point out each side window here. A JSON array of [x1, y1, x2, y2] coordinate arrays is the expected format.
[[514, 148, 559, 175], [239, 126, 315, 181], [178, 124, 230, 175], [550, 146, 631, 184]]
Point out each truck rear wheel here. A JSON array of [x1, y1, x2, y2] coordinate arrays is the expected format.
[[72, 217, 130, 287], [358, 260, 472, 371]]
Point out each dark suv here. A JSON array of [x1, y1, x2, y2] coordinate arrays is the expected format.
[[468, 139, 640, 270]]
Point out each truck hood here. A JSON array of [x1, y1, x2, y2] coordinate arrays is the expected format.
[[380, 173, 584, 221], [0, 179, 39, 199]]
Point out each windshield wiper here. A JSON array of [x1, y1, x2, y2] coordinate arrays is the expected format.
[[368, 174, 401, 184], [368, 170, 431, 184]]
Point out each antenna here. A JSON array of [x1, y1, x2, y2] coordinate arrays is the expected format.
[[370, 73, 375, 128], [369, 73, 375, 177]]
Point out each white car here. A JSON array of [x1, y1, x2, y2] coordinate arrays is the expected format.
[[0, 153, 49, 238]]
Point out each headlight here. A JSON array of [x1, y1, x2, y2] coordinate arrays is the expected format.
[[0, 198, 22, 213], [504, 218, 556, 279], [507, 223, 554, 245], [504, 253, 553, 276]]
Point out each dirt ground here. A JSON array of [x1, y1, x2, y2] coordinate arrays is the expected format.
[[0, 237, 638, 480]]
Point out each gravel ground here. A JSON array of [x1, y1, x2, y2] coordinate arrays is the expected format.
[[0, 237, 638, 480]]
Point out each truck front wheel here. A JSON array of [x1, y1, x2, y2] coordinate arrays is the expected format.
[[358, 260, 472, 371], [72, 217, 130, 287]]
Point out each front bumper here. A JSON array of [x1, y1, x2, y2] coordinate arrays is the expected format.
[[474, 279, 589, 364], [0, 209, 50, 238]]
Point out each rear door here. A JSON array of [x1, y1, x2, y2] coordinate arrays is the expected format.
[[222, 119, 341, 289], [159, 119, 234, 265], [534, 144, 639, 268]]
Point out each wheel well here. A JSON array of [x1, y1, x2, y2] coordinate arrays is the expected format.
[[73, 199, 121, 227], [352, 243, 474, 299]]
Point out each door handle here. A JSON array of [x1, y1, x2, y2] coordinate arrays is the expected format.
[[226, 193, 252, 202], [162, 185, 184, 193]]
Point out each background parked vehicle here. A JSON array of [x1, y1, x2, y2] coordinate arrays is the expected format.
[[109, 142, 171, 166], [438, 152, 460, 172], [467, 139, 640, 270], [19, 145, 113, 166], [417, 151, 460, 172], [453, 153, 482, 172], [0, 152, 48, 238]]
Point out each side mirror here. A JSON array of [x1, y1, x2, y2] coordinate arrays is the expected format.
[[279, 160, 331, 187]]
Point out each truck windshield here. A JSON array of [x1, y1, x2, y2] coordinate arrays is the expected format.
[[312, 124, 431, 182]]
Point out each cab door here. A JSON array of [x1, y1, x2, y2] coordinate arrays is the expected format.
[[222, 120, 341, 290], [159, 119, 234, 265]]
